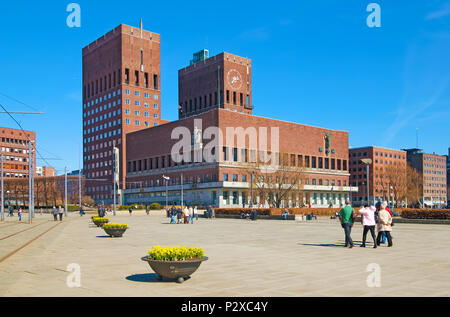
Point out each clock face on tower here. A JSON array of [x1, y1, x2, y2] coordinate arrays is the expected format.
[[227, 69, 243, 90]]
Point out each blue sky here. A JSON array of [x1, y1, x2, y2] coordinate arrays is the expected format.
[[0, 0, 449, 174]]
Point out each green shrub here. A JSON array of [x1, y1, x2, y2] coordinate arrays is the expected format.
[[118, 205, 136, 211], [147, 246, 205, 261], [149, 203, 163, 210]]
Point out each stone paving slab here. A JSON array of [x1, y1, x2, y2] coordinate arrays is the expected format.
[[0, 211, 449, 297]]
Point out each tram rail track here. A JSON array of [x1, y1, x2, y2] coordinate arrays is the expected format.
[[0, 222, 62, 264], [0, 221, 51, 241]]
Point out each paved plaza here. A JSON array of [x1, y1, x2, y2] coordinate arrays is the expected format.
[[0, 211, 449, 297]]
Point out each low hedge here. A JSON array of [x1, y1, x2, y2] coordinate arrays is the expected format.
[[214, 207, 450, 219], [214, 208, 340, 217], [149, 203, 163, 210], [399, 209, 450, 220]]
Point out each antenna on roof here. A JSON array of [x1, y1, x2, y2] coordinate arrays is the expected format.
[[416, 128, 419, 148]]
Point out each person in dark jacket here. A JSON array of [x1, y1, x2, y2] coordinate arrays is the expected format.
[[339, 200, 355, 248], [52, 206, 58, 221]]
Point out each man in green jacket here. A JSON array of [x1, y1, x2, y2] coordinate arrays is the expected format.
[[339, 200, 355, 248]]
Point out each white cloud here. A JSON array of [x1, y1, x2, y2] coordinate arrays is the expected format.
[[425, 3, 450, 20]]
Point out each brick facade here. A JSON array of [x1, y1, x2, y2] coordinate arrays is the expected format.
[[0, 127, 36, 179], [82, 23, 162, 204], [349, 146, 407, 206], [405, 149, 447, 208], [178, 52, 252, 119], [125, 109, 356, 208]]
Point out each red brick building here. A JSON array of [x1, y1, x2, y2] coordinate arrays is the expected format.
[[0, 127, 36, 179], [125, 108, 356, 207], [349, 146, 407, 206], [405, 148, 447, 208], [178, 52, 252, 119], [82, 23, 162, 204], [36, 166, 55, 177]]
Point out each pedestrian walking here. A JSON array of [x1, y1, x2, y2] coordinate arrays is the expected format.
[[207, 205, 215, 219], [146, 204, 150, 215], [18, 207, 23, 221], [129, 207, 133, 216], [339, 200, 356, 248], [194, 206, 198, 221], [8, 205, 13, 217], [170, 207, 176, 224], [79, 206, 85, 217], [183, 206, 189, 224], [52, 206, 58, 221], [58, 206, 63, 221], [189, 206, 194, 224], [376, 201, 393, 247], [358, 205, 377, 248], [177, 207, 183, 224]]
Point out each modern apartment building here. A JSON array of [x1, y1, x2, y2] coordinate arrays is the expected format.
[[404, 148, 447, 208], [82, 22, 162, 204], [0, 127, 36, 179], [349, 146, 407, 206], [36, 166, 55, 177]]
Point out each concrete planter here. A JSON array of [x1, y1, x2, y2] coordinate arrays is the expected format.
[[103, 227, 127, 237], [141, 256, 208, 283]]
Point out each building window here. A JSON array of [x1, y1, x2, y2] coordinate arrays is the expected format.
[[223, 173, 229, 181], [153, 74, 158, 90]]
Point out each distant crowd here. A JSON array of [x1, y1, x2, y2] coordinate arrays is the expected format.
[[166, 205, 215, 224]]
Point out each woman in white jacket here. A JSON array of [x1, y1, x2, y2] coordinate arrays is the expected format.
[[358, 205, 377, 248], [376, 202, 393, 247]]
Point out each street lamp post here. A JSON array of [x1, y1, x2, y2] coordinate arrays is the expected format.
[[361, 159, 372, 206], [250, 172, 254, 207], [64, 167, 68, 217], [163, 175, 170, 210], [1, 154, 4, 221], [180, 173, 184, 209]]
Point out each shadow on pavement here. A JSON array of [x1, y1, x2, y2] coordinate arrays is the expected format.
[[96, 235, 113, 238], [125, 273, 191, 283], [299, 243, 347, 248]]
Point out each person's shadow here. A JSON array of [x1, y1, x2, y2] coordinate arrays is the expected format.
[[125, 273, 190, 283], [299, 240, 363, 248], [299, 243, 346, 248]]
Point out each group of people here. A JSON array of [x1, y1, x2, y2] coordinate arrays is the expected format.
[[339, 200, 394, 248], [166, 205, 215, 224], [6, 206, 23, 221], [52, 206, 64, 221], [168, 205, 199, 224]]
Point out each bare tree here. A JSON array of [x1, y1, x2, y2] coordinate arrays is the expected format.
[[249, 152, 305, 208], [406, 164, 423, 208], [384, 162, 407, 207]]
